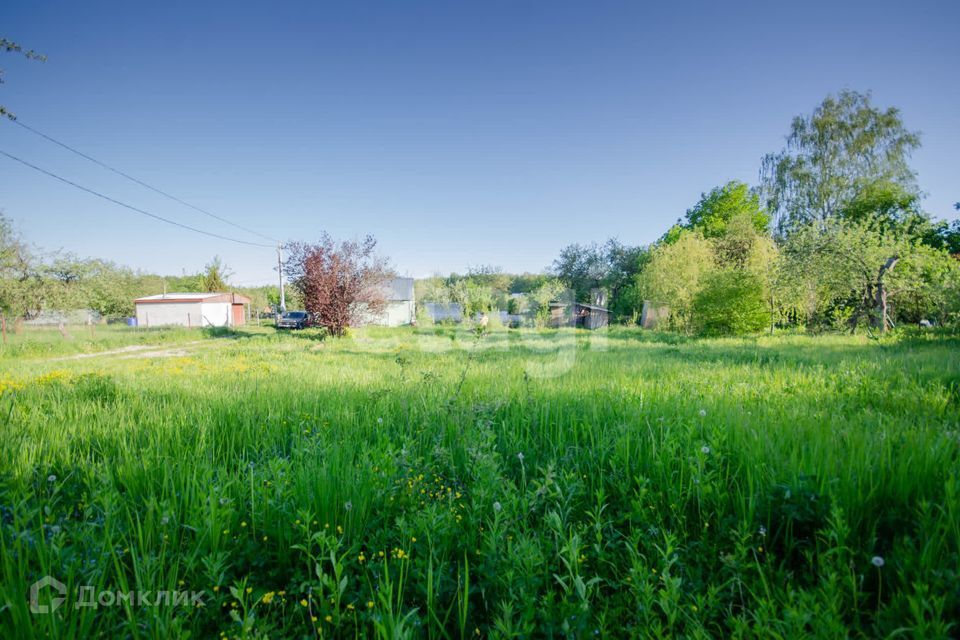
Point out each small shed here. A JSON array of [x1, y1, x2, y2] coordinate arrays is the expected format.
[[548, 302, 610, 330], [134, 292, 251, 328], [572, 303, 610, 330], [369, 278, 417, 327]]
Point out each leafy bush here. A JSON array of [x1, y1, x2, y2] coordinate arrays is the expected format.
[[692, 270, 770, 335]]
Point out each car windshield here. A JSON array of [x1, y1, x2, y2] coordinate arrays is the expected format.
[[282, 312, 306, 319]]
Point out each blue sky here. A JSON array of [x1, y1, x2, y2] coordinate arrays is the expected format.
[[1, 0, 958, 285]]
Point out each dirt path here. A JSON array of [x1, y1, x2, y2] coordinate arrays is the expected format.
[[47, 341, 203, 362]]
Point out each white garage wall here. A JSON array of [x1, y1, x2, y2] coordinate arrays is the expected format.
[[136, 302, 203, 327], [199, 302, 231, 327]]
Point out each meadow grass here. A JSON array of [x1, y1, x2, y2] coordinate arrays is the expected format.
[[1, 325, 958, 638]]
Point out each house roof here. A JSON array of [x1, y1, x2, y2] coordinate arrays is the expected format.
[[384, 277, 415, 302], [135, 292, 252, 304]]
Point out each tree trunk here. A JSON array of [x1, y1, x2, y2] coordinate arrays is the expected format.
[[874, 256, 899, 332]]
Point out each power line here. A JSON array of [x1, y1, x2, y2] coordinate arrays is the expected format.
[[0, 149, 275, 248], [7, 118, 279, 244]]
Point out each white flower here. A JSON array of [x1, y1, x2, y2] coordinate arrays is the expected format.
[[161, 516, 170, 525], [47, 475, 57, 483], [493, 501, 502, 513], [344, 501, 353, 512], [759, 525, 767, 537], [698, 409, 707, 417], [517, 452, 524, 462], [871, 555, 885, 568], [377, 417, 384, 425], [701, 446, 711, 455]]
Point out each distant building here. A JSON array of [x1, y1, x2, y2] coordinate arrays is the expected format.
[[424, 302, 463, 323], [134, 292, 252, 328], [364, 277, 416, 327], [548, 301, 610, 330]]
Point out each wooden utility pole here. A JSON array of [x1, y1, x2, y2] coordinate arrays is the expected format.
[[277, 244, 286, 313]]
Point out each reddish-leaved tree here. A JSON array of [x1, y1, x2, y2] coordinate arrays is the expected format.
[[283, 234, 392, 337]]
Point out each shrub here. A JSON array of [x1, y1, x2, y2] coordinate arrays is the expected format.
[[692, 270, 770, 335]]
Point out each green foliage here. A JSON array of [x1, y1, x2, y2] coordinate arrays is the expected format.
[[634, 229, 716, 330], [778, 220, 960, 328], [761, 90, 922, 234], [201, 256, 232, 292], [692, 270, 771, 335], [551, 239, 648, 318], [682, 181, 770, 238], [0, 213, 34, 315]]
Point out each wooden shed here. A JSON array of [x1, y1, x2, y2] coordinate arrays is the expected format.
[[548, 302, 611, 330]]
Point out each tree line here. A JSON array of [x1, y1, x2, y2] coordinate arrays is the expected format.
[[552, 90, 960, 334], [0, 223, 281, 323], [3, 89, 958, 337]]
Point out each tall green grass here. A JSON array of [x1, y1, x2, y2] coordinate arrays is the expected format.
[[1, 326, 958, 638]]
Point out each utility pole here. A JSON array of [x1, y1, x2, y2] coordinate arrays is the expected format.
[[277, 244, 286, 313]]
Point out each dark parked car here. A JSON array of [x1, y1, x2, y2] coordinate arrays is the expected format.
[[276, 310, 310, 329]]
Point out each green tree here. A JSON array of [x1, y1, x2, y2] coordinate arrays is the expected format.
[[692, 270, 771, 335], [0, 213, 37, 317], [777, 220, 958, 331], [551, 239, 647, 318], [633, 230, 716, 331], [202, 256, 232, 292], [682, 181, 769, 238], [761, 90, 921, 234]]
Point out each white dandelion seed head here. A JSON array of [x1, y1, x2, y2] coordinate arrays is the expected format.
[[161, 516, 170, 526], [47, 475, 57, 483], [517, 452, 524, 462], [871, 556, 885, 568], [377, 417, 384, 424], [344, 501, 353, 512], [701, 446, 711, 455], [698, 409, 707, 417], [493, 501, 502, 513], [759, 525, 767, 537]]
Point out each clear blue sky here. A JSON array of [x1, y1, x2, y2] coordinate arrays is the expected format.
[[1, 0, 958, 285]]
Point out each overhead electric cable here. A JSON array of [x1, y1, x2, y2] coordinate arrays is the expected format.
[[0, 149, 275, 248], [7, 118, 278, 243]]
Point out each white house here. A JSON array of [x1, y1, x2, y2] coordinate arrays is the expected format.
[[363, 277, 416, 327], [134, 292, 252, 328]]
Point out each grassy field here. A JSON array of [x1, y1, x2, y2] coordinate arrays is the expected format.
[[1, 324, 958, 638]]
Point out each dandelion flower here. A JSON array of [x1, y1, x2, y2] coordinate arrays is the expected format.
[[698, 409, 707, 417], [377, 417, 384, 424], [344, 501, 353, 512], [871, 555, 885, 568], [47, 475, 57, 483], [367, 600, 375, 609], [517, 452, 524, 462], [701, 446, 711, 455], [493, 501, 502, 513]]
